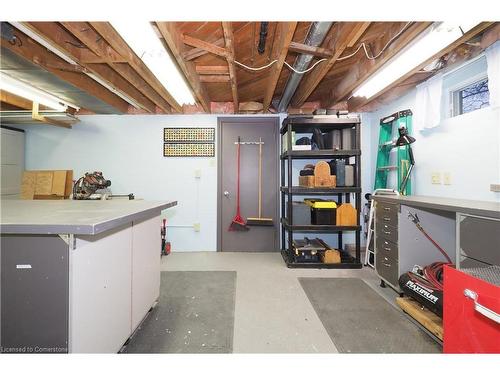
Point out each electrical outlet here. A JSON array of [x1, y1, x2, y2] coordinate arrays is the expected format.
[[194, 169, 201, 178], [443, 172, 451, 185], [193, 223, 200, 232], [431, 172, 441, 184]]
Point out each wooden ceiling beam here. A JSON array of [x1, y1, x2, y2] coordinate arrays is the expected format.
[[326, 22, 432, 107], [182, 37, 225, 61], [221, 22, 239, 113], [288, 41, 332, 58], [22, 22, 157, 113], [199, 75, 230, 83], [156, 22, 211, 113], [89, 22, 182, 113], [61, 22, 172, 113], [349, 22, 494, 112], [263, 22, 298, 112], [0, 91, 34, 110], [195, 65, 229, 75], [1, 27, 130, 113], [291, 22, 371, 107], [181, 34, 228, 59]]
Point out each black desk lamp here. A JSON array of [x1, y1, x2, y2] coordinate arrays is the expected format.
[[395, 126, 416, 195]]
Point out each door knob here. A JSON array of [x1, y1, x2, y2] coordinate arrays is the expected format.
[[224, 191, 230, 197]]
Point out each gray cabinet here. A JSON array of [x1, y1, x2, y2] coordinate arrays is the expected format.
[[374, 201, 400, 288]]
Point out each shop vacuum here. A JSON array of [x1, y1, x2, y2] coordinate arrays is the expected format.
[[398, 211, 454, 317]]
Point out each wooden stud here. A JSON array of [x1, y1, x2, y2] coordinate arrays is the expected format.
[[182, 37, 225, 61], [181, 34, 228, 59], [349, 22, 494, 112], [262, 22, 297, 112], [288, 41, 333, 58], [222, 22, 239, 113], [89, 22, 181, 113], [31, 102, 73, 129], [156, 22, 211, 113], [1, 28, 130, 113], [327, 22, 432, 107], [0, 91, 33, 110], [291, 22, 371, 107], [60, 22, 172, 113]]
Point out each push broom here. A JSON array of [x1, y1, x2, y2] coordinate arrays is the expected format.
[[229, 136, 249, 231], [247, 137, 273, 226]]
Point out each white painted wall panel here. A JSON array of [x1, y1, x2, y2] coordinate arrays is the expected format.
[[0, 128, 24, 197]]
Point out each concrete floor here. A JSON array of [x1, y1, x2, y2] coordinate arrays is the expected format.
[[161, 252, 404, 353]]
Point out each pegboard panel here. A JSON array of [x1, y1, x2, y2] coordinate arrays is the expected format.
[[163, 143, 215, 157], [164, 128, 215, 143]]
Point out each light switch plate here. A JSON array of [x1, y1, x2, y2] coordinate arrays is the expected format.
[[443, 172, 451, 185], [193, 223, 200, 232], [194, 169, 201, 178]]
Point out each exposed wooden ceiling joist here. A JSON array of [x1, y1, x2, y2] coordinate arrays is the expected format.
[[199, 75, 231, 82], [262, 22, 298, 112], [325, 22, 432, 108], [195, 65, 229, 74], [21, 22, 158, 113], [89, 22, 182, 113], [349, 22, 494, 112], [156, 22, 211, 113], [291, 22, 371, 107], [1, 26, 130, 113], [221, 22, 239, 113], [1, 91, 34, 110], [288, 41, 333, 58], [182, 37, 225, 61], [181, 34, 228, 59]]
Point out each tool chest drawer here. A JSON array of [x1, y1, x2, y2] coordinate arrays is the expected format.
[[375, 220, 398, 243], [376, 253, 399, 286], [375, 236, 398, 261], [376, 202, 399, 224]]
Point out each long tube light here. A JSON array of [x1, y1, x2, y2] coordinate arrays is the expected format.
[[353, 22, 480, 99], [110, 21, 196, 106], [0, 72, 79, 112]]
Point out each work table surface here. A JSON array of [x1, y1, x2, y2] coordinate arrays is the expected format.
[[373, 195, 500, 219], [0, 199, 177, 235]]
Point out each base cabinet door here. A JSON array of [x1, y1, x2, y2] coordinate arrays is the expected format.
[[443, 266, 500, 353]]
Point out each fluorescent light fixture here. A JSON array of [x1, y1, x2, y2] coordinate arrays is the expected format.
[[0, 72, 79, 112], [111, 21, 196, 106], [353, 22, 480, 99]]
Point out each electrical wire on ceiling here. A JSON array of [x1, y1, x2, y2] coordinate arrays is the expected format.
[[233, 21, 412, 74]]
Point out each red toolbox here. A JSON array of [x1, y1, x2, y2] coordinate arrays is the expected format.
[[443, 265, 500, 353]]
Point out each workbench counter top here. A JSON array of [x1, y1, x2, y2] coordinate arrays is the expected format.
[[0, 199, 177, 235], [373, 195, 500, 219]]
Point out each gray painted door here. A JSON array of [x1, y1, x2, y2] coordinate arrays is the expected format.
[[219, 117, 279, 252]]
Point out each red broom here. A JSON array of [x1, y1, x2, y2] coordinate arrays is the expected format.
[[229, 136, 249, 231]]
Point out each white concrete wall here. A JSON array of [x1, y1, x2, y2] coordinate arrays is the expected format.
[[364, 71, 500, 202]]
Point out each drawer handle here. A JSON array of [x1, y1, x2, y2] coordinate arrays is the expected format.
[[383, 207, 391, 211], [383, 217, 391, 222], [382, 262, 391, 267], [464, 289, 500, 324], [383, 230, 391, 235], [383, 247, 391, 251]]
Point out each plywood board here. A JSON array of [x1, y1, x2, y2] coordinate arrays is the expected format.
[[52, 170, 67, 196], [336, 203, 357, 226], [34, 172, 53, 195], [20, 171, 37, 200]]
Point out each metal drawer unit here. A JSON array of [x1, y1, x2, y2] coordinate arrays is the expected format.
[[374, 201, 400, 289]]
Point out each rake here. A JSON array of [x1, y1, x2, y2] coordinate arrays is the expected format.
[[229, 136, 249, 231]]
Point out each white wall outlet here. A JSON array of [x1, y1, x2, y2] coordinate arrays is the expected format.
[[193, 223, 200, 232], [443, 172, 451, 185], [431, 172, 441, 184], [194, 169, 201, 178]]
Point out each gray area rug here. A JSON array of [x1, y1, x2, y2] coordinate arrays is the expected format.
[[299, 277, 441, 353], [123, 271, 236, 353]]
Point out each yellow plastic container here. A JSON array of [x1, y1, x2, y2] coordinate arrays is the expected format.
[[304, 199, 337, 209]]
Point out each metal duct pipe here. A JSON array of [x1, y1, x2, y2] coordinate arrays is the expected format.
[[276, 22, 333, 112]]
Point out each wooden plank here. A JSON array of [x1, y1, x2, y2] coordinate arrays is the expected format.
[[199, 75, 230, 83], [0, 91, 33, 110], [396, 297, 443, 341], [291, 22, 371, 107], [350, 22, 494, 112], [195, 65, 229, 74], [182, 37, 225, 60], [89, 22, 181, 113], [34, 171, 53, 195], [61, 22, 171, 113], [51, 170, 67, 196], [1, 26, 130, 113], [289, 41, 333, 58], [156, 22, 211, 113], [327, 22, 432, 107], [21, 171, 37, 200], [263, 22, 297, 112], [221, 22, 239, 113], [181, 34, 228, 58]]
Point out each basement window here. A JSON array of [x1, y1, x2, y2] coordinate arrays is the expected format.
[[451, 77, 490, 116]]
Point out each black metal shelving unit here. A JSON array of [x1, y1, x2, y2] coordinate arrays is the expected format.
[[280, 115, 363, 269]]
